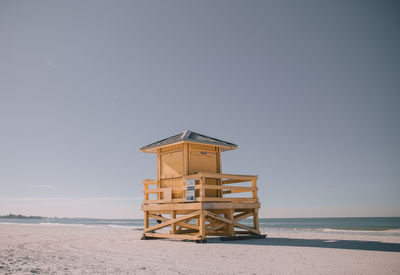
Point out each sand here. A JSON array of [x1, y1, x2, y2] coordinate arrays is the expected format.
[[1, 224, 400, 274]]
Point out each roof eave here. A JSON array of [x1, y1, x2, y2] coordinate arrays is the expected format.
[[140, 140, 237, 153]]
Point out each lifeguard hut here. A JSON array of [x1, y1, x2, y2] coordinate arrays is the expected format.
[[140, 131, 262, 242]]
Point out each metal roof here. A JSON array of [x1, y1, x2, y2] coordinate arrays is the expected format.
[[140, 130, 238, 152]]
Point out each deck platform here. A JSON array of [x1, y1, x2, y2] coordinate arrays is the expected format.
[[142, 172, 261, 241]]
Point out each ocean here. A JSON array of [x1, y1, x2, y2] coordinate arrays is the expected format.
[[1, 217, 399, 236]]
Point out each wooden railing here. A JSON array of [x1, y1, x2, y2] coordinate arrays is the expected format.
[[142, 172, 258, 205]]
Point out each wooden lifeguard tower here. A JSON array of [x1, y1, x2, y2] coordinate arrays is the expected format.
[[140, 131, 262, 242]]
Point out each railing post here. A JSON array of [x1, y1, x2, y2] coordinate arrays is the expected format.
[[200, 176, 205, 200], [144, 181, 149, 202], [251, 178, 258, 201]]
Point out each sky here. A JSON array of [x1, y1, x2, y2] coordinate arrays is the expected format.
[[0, 0, 399, 219]]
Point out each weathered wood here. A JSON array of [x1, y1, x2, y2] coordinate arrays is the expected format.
[[233, 211, 253, 222], [143, 198, 197, 204], [251, 179, 257, 202], [201, 197, 257, 202], [144, 211, 201, 233], [143, 179, 158, 185], [204, 210, 259, 235], [184, 172, 257, 181], [204, 210, 232, 223], [222, 179, 247, 184], [183, 143, 188, 176], [253, 208, 259, 232], [202, 202, 260, 209], [199, 211, 206, 240], [141, 133, 261, 241], [233, 222, 259, 235], [144, 232, 202, 241], [147, 213, 195, 233], [207, 172, 257, 180], [157, 149, 160, 194], [143, 202, 260, 211], [206, 222, 227, 233], [226, 209, 235, 236], [171, 211, 176, 234], [142, 203, 202, 211], [145, 187, 189, 194], [222, 190, 252, 195], [202, 185, 254, 191], [144, 211, 149, 229], [200, 177, 205, 200]]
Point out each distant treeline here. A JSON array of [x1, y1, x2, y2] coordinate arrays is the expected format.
[[0, 214, 42, 219]]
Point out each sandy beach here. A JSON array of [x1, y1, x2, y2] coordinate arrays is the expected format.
[[0, 224, 399, 274]]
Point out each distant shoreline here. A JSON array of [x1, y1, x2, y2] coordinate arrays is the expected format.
[[0, 214, 42, 219], [0, 217, 399, 236]]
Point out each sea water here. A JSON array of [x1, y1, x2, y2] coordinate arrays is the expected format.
[[1, 217, 399, 236]]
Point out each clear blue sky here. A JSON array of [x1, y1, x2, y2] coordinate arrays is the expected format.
[[1, 0, 399, 218]]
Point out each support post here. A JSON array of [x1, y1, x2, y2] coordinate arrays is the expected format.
[[199, 211, 206, 240], [171, 210, 176, 234], [226, 209, 235, 236], [253, 209, 260, 233], [144, 211, 149, 230]]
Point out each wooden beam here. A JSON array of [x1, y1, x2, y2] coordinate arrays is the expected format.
[[199, 211, 206, 240], [204, 210, 259, 235], [233, 222, 259, 235], [144, 210, 201, 233], [226, 209, 235, 236], [142, 203, 202, 211], [183, 143, 188, 176], [194, 173, 258, 181], [207, 222, 227, 233], [222, 190, 253, 195], [253, 209, 259, 232], [234, 211, 254, 222], [143, 198, 198, 204], [201, 185, 254, 191], [204, 210, 233, 224], [144, 211, 149, 229], [202, 202, 260, 210], [157, 149, 161, 200], [171, 211, 176, 234], [222, 179, 247, 184], [144, 233, 201, 241], [183, 173, 257, 182], [144, 181, 149, 201], [200, 177, 205, 200], [142, 202, 260, 211], [148, 214, 200, 231], [201, 198, 257, 202], [251, 179, 257, 200], [143, 179, 158, 185]]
